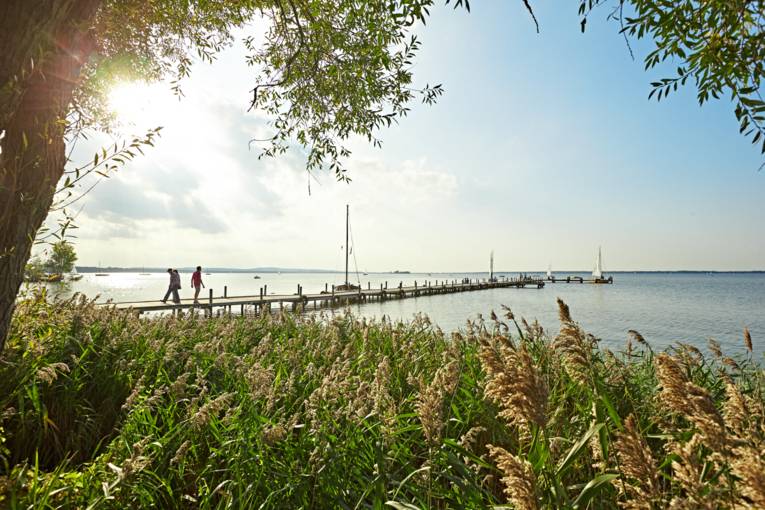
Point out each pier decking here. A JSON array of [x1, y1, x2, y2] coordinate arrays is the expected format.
[[546, 276, 613, 284], [101, 277, 546, 316]]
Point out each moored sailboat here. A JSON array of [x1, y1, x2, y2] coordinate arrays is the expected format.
[[592, 247, 613, 284], [335, 204, 360, 292]]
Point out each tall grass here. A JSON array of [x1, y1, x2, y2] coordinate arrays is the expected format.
[[0, 292, 763, 508]]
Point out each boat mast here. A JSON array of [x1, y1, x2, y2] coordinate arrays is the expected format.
[[345, 204, 349, 286], [490, 250, 494, 281]]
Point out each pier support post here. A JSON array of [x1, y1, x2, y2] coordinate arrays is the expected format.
[[224, 286, 227, 298]]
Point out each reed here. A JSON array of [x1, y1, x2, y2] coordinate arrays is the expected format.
[[0, 290, 763, 508]]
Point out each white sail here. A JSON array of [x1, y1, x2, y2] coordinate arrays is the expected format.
[[546, 264, 552, 278], [593, 247, 603, 278]]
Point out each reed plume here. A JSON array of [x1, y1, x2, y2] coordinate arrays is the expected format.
[[170, 440, 191, 466], [744, 328, 753, 354], [722, 376, 750, 437], [553, 298, 597, 386], [487, 445, 538, 510], [654, 353, 728, 453], [666, 437, 716, 509], [627, 330, 648, 347], [613, 415, 661, 508], [416, 359, 460, 446], [730, 444, 765, 508], [479, 340, 547, 429], [373, 356, 397, 432], [191, 392, 234, 430], [708, 338, 722, 358], [589, 402, 606, 471]]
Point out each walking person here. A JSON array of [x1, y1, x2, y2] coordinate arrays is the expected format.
[[161, 268, 181, 304], [191, 266, 205, 303]]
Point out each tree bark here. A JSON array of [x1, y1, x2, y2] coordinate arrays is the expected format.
[[0, 0, 101, 352]]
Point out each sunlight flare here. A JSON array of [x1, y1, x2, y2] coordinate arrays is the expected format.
[[108, 81, 172, 128]]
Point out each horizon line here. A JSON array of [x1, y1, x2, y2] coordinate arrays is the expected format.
[[76, 266, 765, 274]]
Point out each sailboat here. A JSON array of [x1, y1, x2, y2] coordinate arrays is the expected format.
[[592, 247, 613, 284], [95, 260, 108, 276], [68, 266, 83, 281], [546, 264, 553, 280], [335, 204, 360, 291]]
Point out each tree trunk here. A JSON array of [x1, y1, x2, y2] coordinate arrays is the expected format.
[[0, 0, 101, 352]]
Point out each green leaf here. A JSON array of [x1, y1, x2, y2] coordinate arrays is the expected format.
[[572, 473, 618, 508], [556, 422, 604, 477], [599, 394, 622, 430]]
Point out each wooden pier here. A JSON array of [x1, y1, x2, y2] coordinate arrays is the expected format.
[[100, 277, 546, 316], [546, 276, 613, 284]]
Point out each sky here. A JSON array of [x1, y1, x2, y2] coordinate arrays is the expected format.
[[63, 2, 765, 272]]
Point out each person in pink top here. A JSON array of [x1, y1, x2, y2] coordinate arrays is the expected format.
[[191, 266, 205, 303]]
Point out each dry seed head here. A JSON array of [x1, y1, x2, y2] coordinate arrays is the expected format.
[[373, 356, 396, 431], [191, 392, 234, 430], [722, 357, 740, 371], [730, 445, 765, 508], [589, 402, 605, 471], [479, 341, 547, 429], [416, 360, 460, 446], [708, 338, 723, 358], [654, 354, 690, 415], [501, 304, 515, 320], [169, 373, 191, 399], [556, 298, 572, 323], [35, 362, 69, 385], [553, 320, 595, 386], [487, 445, 538, 510], [628, 329, 648, 346], [459, 426, 489, 474], [262, 424, 287, 445], [665, 437, 721, 510], [744, 328, 753, 353], [722, 377, 749, 438], [246, 363, 274, 402], [121, 376, 145, 411], [654, 354, 728, 453], [613, 415, 661, 506], [171, 440, 191, 465]]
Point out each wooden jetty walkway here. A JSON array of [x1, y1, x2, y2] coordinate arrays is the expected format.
[[546, 276, 613, 284], [101, 277, 546, 316]]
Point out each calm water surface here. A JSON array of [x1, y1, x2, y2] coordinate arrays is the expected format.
[[40, 271, 764, 355]]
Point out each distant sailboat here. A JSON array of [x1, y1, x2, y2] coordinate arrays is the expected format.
[[593, 248, 603, 279], [592, 247, 613, 284], [336, 204, 360, 291], [546, 264, 552, 280], [68, 267, 83, 281], [95, 260, 108, 276]]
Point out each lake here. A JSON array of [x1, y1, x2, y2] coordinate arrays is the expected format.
[[37, 271, 764, 355]]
